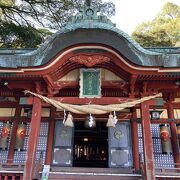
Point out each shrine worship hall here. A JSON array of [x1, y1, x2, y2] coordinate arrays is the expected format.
[[0, 1, 180, 180]]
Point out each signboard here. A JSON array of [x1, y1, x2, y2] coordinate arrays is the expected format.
[[80, 68, 101, 98]]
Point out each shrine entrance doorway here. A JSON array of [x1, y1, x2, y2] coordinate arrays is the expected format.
[[73, 121, 108, 168], [52, 121, 132, 168]]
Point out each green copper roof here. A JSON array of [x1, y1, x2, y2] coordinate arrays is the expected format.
[[0, 2, 179, 68]]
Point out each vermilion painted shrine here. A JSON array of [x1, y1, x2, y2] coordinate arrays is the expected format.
[[0, 2, 180, 180]]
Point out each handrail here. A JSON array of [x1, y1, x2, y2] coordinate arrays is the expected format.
[[155, 162, 180, 172], [155, 166, 180, 173], [0, 158, 24, 167], [0, 170, 24, 173]]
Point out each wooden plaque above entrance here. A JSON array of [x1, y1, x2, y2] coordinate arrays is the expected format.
[[79, 68, 101, 98]]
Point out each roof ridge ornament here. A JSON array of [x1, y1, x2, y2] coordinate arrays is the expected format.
[[86, 0, 91, 7], [66, 0, 115, 27]]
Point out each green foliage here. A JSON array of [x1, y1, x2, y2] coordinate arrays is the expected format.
[[0, 0, 115, 48], [0, 0, 14, 7], [0, 21, 52, 48], [0, 0, 14, 16], [132, 2, 180, 47], [0, 0, 115, 30]]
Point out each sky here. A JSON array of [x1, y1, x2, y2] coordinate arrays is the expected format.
[[104, 0, 180, 35]]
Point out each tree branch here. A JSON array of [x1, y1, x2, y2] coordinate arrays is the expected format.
[[2, 9, 21, 26]]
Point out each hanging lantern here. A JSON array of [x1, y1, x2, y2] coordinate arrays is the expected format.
[[84, 114, 96, 128], [0, 122, 11, 150], [159, 124, 172, 154], [15, 123, 26, 151]]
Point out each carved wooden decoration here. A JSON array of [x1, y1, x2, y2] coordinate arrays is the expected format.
[[69, 55, 110, 67]]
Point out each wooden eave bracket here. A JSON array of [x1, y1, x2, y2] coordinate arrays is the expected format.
[[43, 74, 54, 89], [129, 75, 137, 98], [42, 74, 59, 96]]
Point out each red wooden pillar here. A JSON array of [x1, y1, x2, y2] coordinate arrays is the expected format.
[[167, 102, 180, 167], [45, 108, 56, 165], [7, 106, 21, 163], [141, 101, 155, 180], [131, 108, 140, 171], [23, 97, 42, 180]]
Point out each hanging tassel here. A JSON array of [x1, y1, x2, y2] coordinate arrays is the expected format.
[[113, 111, 118, 125], [62, 109, 66, 125], [64, 113, 74, 127], [89, 114, 94, 127], [106, 113, 115, 127]]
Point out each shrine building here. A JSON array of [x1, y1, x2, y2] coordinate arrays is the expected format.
[[0, 2, 180, 180]]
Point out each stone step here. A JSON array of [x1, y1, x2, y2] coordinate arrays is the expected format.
[[46, 167, 142, 180], [48, 173, 142, 180]]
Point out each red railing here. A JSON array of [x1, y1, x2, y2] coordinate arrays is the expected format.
[[0, 173, 23, 180], [140, 159, 180, 179], [0, 158, 24, 180], [0, 154, 43, 180]]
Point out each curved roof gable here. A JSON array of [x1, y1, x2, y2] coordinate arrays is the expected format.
[[0, 4, 179, 68]]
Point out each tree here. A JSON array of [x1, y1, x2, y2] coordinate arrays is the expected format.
[[0, 0, 115, 48], [132, 2, 180, 47], [0, 20, 52, 48]]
